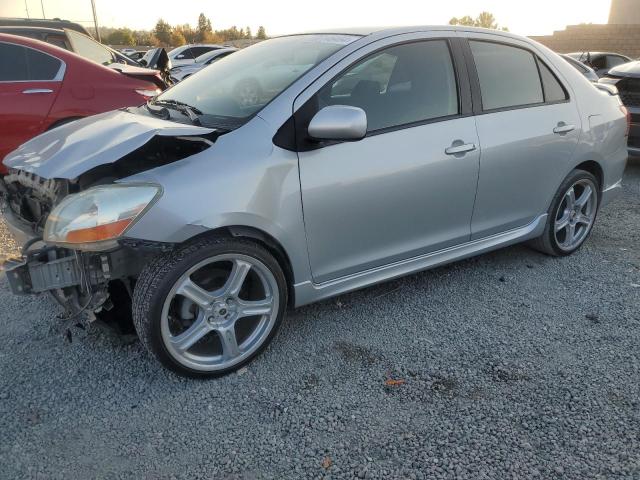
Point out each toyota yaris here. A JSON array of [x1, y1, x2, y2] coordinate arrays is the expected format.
[[1, 27, 629, 377]]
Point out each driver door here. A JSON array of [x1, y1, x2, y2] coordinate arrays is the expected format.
[[296, 36, 480, 283]]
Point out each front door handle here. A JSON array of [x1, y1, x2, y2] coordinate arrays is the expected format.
[[445, 142, 476, 155], [22, 88, 53, 94], [553, 122, 575, 134]]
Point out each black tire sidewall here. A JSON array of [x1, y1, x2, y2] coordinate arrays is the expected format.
[[133, 236, 288, 378]]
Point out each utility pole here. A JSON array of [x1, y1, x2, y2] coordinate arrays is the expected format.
[[24, 0, 30, 18], [40, 0, 45, 18], [90, 0, 101, 42]]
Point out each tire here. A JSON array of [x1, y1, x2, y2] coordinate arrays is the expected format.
[[529, 169, 599, 256], [132, 235, 288, 378]]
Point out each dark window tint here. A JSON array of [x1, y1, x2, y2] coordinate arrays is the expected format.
[[191, 46, 215, 57], [26, 48, 61, 80], [538, 60, 567, 102], [0, 42, 28, 80], [607, 55, 628, 68], [590, 56, 607, 70], [470, 41, 543, 110], [45, 34, 69, 50], [178, 48, 194, 59], [318, 40, 458, 132]]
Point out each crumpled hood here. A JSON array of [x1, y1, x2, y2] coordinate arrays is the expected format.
[[3, 110, 215, 179]]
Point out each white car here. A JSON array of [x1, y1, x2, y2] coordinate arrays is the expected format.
[[168, 44, 225, 67], [169, 47, 237, 82], [120, 47, 138, 57]]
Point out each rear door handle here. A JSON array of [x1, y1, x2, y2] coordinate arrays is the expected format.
[[22, 89, 53, 94], [445, 142, 476, 155], [553, 123, 575, 134]]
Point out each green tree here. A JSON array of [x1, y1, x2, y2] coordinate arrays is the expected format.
[[256, 26, 267, 39], [170, 31, 187, 46], [133, 30, 154, 46], [245, 26, 252, 39], [107, 28, 135, 45], [449, 11, 508, 31], [197, 13, 213, 42], [176, 23, 197, 43], [154, 18, 172, 46]]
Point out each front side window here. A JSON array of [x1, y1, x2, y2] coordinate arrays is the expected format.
[[317, 40, 458, 132], [66, 29, 114, 65], [153, 34, 358, 129], [470, 41, 543, 110]]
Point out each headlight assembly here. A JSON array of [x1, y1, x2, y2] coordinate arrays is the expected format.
[[43, 184, 161, 251]]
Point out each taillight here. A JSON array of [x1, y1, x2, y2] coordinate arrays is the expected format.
[[621, 105, 631, 137], [135, 88, 161, 100]]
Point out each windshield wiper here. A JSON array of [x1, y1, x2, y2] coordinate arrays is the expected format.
[[151, 99, 203, 125]]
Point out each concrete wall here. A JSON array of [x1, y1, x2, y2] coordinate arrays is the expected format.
[[609, 0, 640, 25], [530, 24, 640, 58]]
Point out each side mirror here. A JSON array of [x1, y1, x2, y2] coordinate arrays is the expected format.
[[308, 105, 367, 141]]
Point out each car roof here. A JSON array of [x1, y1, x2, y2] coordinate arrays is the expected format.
[[285, 25, 538, 44], [0, 17, 91, 36], [568, 51, 630, 58], [0, 25, 67, 35]]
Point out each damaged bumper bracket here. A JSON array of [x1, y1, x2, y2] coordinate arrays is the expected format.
[[4, 256, 84, 295]]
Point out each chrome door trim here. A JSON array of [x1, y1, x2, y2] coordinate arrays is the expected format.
[[293, 214, 547, 306]]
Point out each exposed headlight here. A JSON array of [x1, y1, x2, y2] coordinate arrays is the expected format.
[[44, 184, 161, 251]]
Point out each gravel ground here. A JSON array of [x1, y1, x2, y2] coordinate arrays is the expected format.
[[1, 162, 639, 480]]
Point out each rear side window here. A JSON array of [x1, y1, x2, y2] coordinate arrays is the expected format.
[[318, 40, 459, 132], [538, 60, 567, 103], [0, 42, 28, 80], [470, 41, 543, 110], [0, 43, 61, 81]]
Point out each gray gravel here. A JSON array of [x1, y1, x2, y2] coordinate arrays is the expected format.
[[1, 162, 639, 479]]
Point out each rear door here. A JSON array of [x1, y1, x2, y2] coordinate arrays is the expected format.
[[461, 34, 581, 239], [0, 41, 63, 165]]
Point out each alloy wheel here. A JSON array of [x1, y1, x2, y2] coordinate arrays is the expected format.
[[553, 179, 597, 251], [160, 254, 279, 372]]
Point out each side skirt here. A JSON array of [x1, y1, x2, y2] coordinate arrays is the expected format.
[[293, 214, 547, 307]]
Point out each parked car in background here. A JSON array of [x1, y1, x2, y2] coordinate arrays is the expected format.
[[560, 54, 599, 82], [169, 47, 237, 82], [0, 17, 91, 36], [567, 52, 632, 77], [168, 44, 225, 66], [0, 33, 164, 174], [126, 50, 146, 62], [120, 47, 137, 56], [601, 61, 640, 155], [0, 27, 628, 377], [0, 26, 139, 66]]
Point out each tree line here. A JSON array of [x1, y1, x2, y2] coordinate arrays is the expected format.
[[449, 11, 508, 31], [103, 13, 267, 46]]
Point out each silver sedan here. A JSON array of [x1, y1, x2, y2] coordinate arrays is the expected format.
[[169, 47, 238, 82], [1, 26, 629, 377]]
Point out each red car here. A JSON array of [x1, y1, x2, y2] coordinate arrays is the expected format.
[[0, 33, 164, 174]]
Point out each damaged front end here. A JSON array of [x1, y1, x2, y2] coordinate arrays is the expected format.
[[1, 110, 219, 322]]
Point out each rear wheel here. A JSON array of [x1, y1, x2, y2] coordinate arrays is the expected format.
[[529, 169, 599, 256], [133, 235, 287, 378]]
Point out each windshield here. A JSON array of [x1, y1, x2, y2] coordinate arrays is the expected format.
[[66, 29, 115, 66], [152, 34, 358, 129]]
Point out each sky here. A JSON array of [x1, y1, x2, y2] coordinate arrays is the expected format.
[[1, 0, 611, 37]]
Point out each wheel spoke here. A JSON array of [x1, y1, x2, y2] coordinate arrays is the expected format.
[[176, 277, 215, 309], [565, 223, 576, 245], [575, 214, 591, 226], [170, 315, 210, 352], [565, 187, 576, 209], [218, 325, 240, 360], [221, 259, 252, 297], [555, 211, 571, 233], [575, 185, 593, 209], [238, 297, 274, 318]]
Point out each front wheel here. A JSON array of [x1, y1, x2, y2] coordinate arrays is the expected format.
[[133, 236, 287, 378], [529, 169, 599, 256]]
